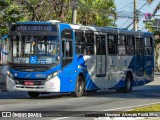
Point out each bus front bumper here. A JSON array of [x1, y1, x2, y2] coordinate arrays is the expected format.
[[6, 76, 60, 92]]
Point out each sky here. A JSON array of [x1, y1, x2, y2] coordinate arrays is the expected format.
[[114, 0, 160, 31]]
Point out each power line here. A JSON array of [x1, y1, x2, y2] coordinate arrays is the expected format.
[[120, 19, 130, 28], [117, 1, 133, 11], [116, 1, 135, 19], [139, 1, 148, 10], [126, 1, 148, 29]]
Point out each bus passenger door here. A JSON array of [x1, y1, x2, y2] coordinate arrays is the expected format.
[[135, 37, 144, 76], [61, 29, 73, 91], [95, 35, 106, 88]]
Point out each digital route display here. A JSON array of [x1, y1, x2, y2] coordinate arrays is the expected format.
[[11, 25, 57, 32]]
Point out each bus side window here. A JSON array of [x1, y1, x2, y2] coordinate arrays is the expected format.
[[117, 35, 126, 56], [62, 40, 72, 57], [61, 29, 73, 58], [75, 31, 84, 54], [84, 32, 94, 55], [144, 37, 152, 55], [126, 36, 135, 55], [61, 29, 73, 67], [108, 34, 117, 55], [136, 38, 144, 56]]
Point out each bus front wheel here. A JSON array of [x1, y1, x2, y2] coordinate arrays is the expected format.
[[72, 75, 85, 97], [28, 92, 40, 98]]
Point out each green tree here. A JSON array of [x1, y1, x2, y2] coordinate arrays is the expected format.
[[0, 0, 117, 36], [0, 0, 10, 36], [17, 0, 72, 22], [0, 0, 26, 36], [77, 0, 116, 26]]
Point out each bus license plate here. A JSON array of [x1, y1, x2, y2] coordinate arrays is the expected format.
[[24, 81, 34, 85]]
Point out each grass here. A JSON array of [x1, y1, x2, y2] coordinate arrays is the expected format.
[[120, 104, 160, 117], [130, 104, 160, 112]]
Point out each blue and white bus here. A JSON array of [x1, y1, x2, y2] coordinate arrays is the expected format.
[[5, 20, 154, 97]]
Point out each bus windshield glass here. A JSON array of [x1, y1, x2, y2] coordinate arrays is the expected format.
[[8, 35, 59, 64]]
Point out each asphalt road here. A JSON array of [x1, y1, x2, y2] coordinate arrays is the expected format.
[[0, 74, 159, 120]]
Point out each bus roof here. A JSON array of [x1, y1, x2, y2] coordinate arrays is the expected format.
[[69, 24, 153, 36], [14, 21, 153, 36], [16, 21, 52, 25]]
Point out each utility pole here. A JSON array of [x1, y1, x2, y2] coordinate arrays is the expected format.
[[72, 0, 78, 24], [134, 0, 138, 31]]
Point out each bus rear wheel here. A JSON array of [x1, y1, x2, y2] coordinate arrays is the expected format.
[[116, 73, 132, 93], [73, 75, 85, 97], [124, 73, 132, 92], [28, 92, 40, 98]]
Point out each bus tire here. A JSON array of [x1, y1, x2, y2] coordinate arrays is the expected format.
[[116, 73, 132, 93], [72, 75, 85, 97], [124, 73, 133, 92], [28, 92, 40, 98]]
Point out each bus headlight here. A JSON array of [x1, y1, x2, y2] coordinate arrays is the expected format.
[[7, 70, 13, 79], [53, 72, 58, 76], [47, 74, 52, 80], [47, 71, 58, 80]]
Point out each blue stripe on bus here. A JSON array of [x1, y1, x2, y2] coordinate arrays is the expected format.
[[57, 54, 99, 92], [110, 55, 153, 89]]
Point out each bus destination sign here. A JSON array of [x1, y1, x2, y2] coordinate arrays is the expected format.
[[12, 25, 56, 31]]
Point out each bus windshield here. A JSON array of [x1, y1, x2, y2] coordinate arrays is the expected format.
[[8, 35, 59, 64]]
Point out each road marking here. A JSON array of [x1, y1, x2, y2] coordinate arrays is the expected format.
[[68, 97, 87, 101], [51, 101, 160, 120], [51, 117, 70, 120]]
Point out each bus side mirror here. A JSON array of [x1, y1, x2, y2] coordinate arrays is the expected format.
[[1, 34, 10, 55]]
